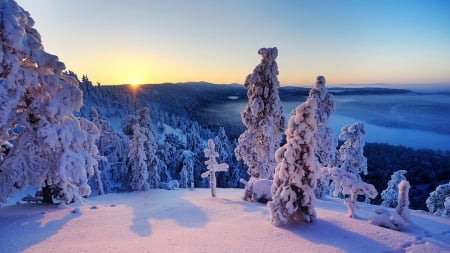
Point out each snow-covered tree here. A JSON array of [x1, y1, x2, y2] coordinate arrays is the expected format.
[[370, 180, 410, 231], [328, 167, 378, 218], [443, 197, 450, 217], [128, 124, 149, 191], [309, 76, 336, 167], [179, 151, 195, 189], [308, 76, 337, 199], [214, 127, 236, 187], [137, 107, 160, 189], [121, 114, 138, 137], [96, 130, 129, 193], [396, 180, 410, 222], [268, 98, 317, 226], [426, 182, 450, 216], [337, 122, 367, 178], [185, 122, 205, 187], [201, 139, 229, 198], [235, 47, 285, 182], [0, 0, 100, 205], [381, 170, 407, 208]]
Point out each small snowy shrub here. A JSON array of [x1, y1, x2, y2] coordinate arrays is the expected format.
[[396, 180, 411, 222], [381, 170, 407, 208], [371, 180, 411, 230], [426, 182, 450, 216], [370, 208, 407, 231], [240, 178, 272, 202]]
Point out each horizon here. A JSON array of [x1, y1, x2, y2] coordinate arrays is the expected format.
[[16, 0, 450, 86]]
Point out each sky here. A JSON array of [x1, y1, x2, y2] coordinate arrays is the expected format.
[[16, 0, 450, 86]]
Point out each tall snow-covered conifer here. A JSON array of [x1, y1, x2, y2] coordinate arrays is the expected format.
[[137, 107, 160, 189], [308, 76, 336, 167], [308, 76, 336, 198], [268, 97, 318, 226], [235, 47, 285, 182], [128, 124, 149, 191], [0, 0, 100, 205], [337, 122, 368, 178]]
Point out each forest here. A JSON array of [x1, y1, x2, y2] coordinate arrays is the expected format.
[[75, 76, 450, 211]]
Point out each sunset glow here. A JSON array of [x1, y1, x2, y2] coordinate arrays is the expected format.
[[16, 0, 450, 86]]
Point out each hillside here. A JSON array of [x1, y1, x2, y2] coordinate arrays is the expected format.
[[1, 189, 449, 253], [78, 81, 450, 210]]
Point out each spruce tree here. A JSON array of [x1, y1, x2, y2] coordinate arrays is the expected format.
[[0, 0, 100, 205], [337, 122, 368, 178], [308, 76, 336, 198], [235, 47, 285, 183], [268, 97, 317, 226], [201, 139, 229, 198]]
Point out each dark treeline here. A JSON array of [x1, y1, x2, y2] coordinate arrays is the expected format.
[[363, 143, 450, 210]]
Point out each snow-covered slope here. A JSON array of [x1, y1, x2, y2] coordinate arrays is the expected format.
[[1, 189, 449, 253]]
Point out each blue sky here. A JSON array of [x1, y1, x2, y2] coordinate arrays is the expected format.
[[16, 0, 450, 86]]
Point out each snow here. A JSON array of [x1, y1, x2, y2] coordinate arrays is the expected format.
[[227, 96, 239, 100], [1, 189, 449, 253]]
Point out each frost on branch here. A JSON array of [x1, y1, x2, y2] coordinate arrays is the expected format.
[[0, 0, 100, 205], [328, 167, 378, 218], [268, 98, 317, 226], [235, 47, 285, 184], [381, 170, 407, 208], [426, 182, 450, 217], [201, 139, 228, 198], [337, 122, 367, 178]]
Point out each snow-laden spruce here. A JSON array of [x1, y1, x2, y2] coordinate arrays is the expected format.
[[308, 76, 337, 198], [0, 0, 100, 205], [426, 182, 450, 217], [337, 122, 368, 178], [235, 47, 285, 182], [201, 139, 229, 198], [308, 76, 336, 167], [268, 97, 317, 226], [136, 107, 160, 189], [128, 124, 150, 191], [381, 170, 407, 208]]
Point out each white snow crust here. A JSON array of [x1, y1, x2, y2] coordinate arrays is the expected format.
[[1, 189, 449, 253]]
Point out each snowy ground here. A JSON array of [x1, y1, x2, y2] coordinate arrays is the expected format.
[[1, 189, 449, 253]]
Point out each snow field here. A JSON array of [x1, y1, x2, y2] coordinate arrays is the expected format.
[[1, 189, 449, 253]]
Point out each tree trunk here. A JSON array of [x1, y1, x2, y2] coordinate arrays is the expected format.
[[42, 182, 53, 204]]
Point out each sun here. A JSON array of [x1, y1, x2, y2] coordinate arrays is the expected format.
[[130, 82, 139, 89]]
